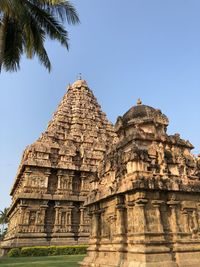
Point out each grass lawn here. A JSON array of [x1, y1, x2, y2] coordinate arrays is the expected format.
[[0, 255, 85, 267]]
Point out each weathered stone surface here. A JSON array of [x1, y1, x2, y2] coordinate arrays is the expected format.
[[81, 101, 200, 267], [1, 79, 116, 250]]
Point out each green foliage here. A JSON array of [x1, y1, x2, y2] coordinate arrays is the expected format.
[[0, 227, 8, 239], [0, 254, 85, 267], [0, 207, 9, 240], [0, 0, 80, 72], [7, 248, 21, 257], [7, 245, 88, 257], [21, 247, 49, 257], [0, 207, 9, 225]]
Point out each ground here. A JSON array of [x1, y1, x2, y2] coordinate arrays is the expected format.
[[0, 255, 85, 267]]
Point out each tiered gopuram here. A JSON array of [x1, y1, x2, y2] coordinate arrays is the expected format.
[[81, 102, 200, 267], [2, 79, 116, 249]]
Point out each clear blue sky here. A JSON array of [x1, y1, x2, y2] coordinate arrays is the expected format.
[[1, 0, 200, 211]]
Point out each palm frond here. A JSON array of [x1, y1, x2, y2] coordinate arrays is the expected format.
[[36, 43, 51, 71], [31, 0, 80, 24], [0, 208, 9, 224], [0, 0, 13, 16], [0, 0, 79, 72], [23, 16, 51, 71], [3, 19, 23, 71], [24, 1, 69, 48], [44, 0, 80, 24]]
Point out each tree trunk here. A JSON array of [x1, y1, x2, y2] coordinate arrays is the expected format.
[[0, 15, 8, 73]]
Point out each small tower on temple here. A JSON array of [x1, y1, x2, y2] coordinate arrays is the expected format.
[[2, 79, 117, 250], [81, 103, 200, 267]]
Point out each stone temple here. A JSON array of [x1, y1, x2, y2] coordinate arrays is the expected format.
[[2, 79, 200, 267], [81, 101, 200, 267], [2, 79, 116, 249]]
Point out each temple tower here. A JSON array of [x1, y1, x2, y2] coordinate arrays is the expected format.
[[2, 79, 117, 249], [81, 102, 200, 267]]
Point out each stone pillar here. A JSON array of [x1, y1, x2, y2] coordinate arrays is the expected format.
[[45, 169, 51, 187], [66, 205, 73, 232], [167, 200, 180, 239], [152, 200, 164, 233], [57, 175, 62, 190], [40, 206, 46, 232], [53, 206, 61, 232], [182, 210, 189, 233], [93, 211, 100, 238], [113, 196, 126, 252], [55, 208, 60, 225], [127, 201, 134, 233], [114, 203, 126, 253], [81, 173, 87, 191], [88, 207, 101, 247], [116, 203, 126, 236], [68, 174, 73, 193], [134, 198, 148, 234], [79, 207, 85, 233]]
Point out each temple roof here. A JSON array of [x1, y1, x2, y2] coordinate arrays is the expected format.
[[11, 79, 117, 194], [121, 104, 169, 126], [85, 103, 199, 206]]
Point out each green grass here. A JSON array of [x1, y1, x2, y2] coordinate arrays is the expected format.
[[0, 255, 85, 267]]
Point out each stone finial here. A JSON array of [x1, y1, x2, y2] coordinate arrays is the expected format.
[[137, 98, 142, 105], [78, 73, 82, 80]]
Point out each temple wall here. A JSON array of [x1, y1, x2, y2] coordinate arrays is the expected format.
[[82, 190, 200, 267]]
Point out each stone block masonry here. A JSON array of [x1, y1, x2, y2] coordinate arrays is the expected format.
[[1, 79, 117, 250], [81, 102, 200, 267]]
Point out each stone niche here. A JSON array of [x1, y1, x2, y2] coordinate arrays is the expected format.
[[80, 103, 200, 267]]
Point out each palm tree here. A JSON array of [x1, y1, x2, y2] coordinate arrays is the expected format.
[[0, 227, 7, 239], [0, 208, 9, 239], [0, 0, 79, 72]]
